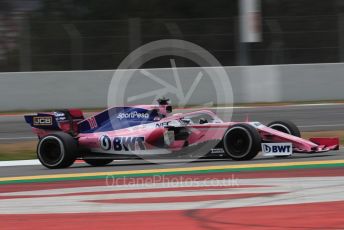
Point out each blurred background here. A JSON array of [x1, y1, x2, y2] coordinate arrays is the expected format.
[[0, 0, 342, 72]]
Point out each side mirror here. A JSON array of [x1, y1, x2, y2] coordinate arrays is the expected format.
[[166, 105, 172, 113]]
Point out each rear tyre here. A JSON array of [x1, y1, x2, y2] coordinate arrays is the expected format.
[[84, 159, 113, 166], [267, 120, 301, 137], [37, 132, 77, 169], [223, 124, 261, 161]]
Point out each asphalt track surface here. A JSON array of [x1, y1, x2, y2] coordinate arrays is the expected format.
[[2, 165, 344, 229], [1, 103, 344, 177]]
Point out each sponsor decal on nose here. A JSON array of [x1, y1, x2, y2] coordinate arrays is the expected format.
[[261, 143, 292, 156]]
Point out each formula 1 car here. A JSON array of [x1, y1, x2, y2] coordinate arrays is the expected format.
[[25, 98, 339, 168]]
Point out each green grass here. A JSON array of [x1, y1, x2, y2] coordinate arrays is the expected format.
[[0, 141, 37, 161], [0, 151, 36, 161]]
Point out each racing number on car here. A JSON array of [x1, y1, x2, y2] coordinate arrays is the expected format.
[[88, 117, 98, 129], [99, 135, 146, 151]]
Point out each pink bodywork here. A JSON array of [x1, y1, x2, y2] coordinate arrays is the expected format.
[[31, 106, 339, 156], [78, 109, 338, 155]]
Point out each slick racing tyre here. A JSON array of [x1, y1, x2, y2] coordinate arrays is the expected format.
[[37, 132, 77, 169], [267, 120, 301, 137], [84, 159, 113, 166], [223, 124, 261, 161]]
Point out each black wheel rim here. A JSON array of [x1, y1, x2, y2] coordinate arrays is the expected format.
[[39, 138, 63, 165], [224, 128, 251, 157]]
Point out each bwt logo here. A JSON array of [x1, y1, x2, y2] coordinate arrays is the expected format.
[[262, 143, 292, 153], [99, 135, 146, 151]]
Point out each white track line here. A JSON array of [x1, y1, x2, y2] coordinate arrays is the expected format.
[[0, 160, 41, 167], [0, 159, 133, 167], [0, 137, 36, 140], [1, 176, 343, 214]]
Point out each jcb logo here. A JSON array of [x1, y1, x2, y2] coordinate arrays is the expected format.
[[33, 117, 52, 126]]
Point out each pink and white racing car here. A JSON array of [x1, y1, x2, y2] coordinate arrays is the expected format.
[[25, 99, 339, 169]]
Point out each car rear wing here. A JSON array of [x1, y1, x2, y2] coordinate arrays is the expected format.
[[24, 109, 84, 136]]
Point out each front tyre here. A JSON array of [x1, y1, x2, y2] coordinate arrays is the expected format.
[[223, 124, 261, 161], [37, 132, 77, 169], [267, 120, 301, 137], [84, 159, 113, 166]]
